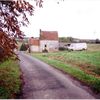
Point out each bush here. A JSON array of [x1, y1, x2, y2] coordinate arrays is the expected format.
[[95, 39, 100, 44], [20, 43, 28, 51], [59, 47, 66, 51]]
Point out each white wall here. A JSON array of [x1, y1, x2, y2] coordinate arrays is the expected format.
[[40, 40, 59, 52], [30, 46, 40, 52]]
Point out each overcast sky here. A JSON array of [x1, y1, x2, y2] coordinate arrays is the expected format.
[[21, 0, 100, 39]]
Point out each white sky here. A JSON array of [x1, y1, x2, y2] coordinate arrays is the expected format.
[[21, 0, 100, 39]]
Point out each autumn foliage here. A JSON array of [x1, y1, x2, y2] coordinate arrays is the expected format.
[[0, 0, 43, 62]]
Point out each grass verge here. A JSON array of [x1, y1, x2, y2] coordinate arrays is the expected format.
[[32, 53, 100, 93], [0, 59, 21, 99]]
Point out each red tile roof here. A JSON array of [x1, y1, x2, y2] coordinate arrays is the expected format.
[[29, 37, 40, 46], [40, 30, 58, 40]]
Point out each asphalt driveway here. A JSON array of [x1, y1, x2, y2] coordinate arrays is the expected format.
[[18, 52, 95, 99]]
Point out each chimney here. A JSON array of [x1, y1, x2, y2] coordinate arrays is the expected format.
[[40, 29, 41, 33]]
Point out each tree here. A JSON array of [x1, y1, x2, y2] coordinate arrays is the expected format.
[[20, 43, 28, 51], [59, 37, 68, 42], [95, 39, 100, 44], [0, 0, 43, 61], [66, 37, 74, 43], [59, 37, 74, 43]]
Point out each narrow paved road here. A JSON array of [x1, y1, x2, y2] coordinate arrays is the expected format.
[[19, 52, 95, 99]]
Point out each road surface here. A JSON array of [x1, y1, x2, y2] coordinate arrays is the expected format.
[[18, 52, 95, 99]]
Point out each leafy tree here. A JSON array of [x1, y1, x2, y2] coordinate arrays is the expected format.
[[20, 43, 28, 51], [59, 37, 74, 43], [95, 39, 100, 44], [67, 37, 74, 43], [59, 37, 68, 42], [0, 0, 43, 61]]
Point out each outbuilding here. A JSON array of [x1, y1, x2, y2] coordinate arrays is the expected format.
[[29, 29, 59, 52]]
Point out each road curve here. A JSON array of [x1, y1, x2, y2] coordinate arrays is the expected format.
[[18, 52, 95, 99]]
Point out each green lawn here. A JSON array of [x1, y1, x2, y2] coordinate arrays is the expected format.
[[0, 60, 21, 99], [31, 44, 100, 93]]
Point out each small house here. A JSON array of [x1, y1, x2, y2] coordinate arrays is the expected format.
[[29, 29, 59, 52]]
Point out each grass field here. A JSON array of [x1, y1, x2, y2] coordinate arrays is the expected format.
[[32, 44, 100, 93], [0, 60, 21, 99]]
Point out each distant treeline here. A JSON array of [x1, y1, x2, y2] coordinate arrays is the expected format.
[[59, 37, 100, 44], [16, 37, 100, 44]]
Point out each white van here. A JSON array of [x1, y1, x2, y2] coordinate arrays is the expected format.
[[66, 43, 87, 51]]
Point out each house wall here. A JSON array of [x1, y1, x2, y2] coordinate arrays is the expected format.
[[30, 46, 40, 52], [40, 40, 59, 52]]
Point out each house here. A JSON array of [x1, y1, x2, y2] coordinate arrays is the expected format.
[[29, 29, 59, 52]]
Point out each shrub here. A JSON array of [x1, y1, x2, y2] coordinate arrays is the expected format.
[[20, 43, 28, 51], [59, 47, 66, 51]]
